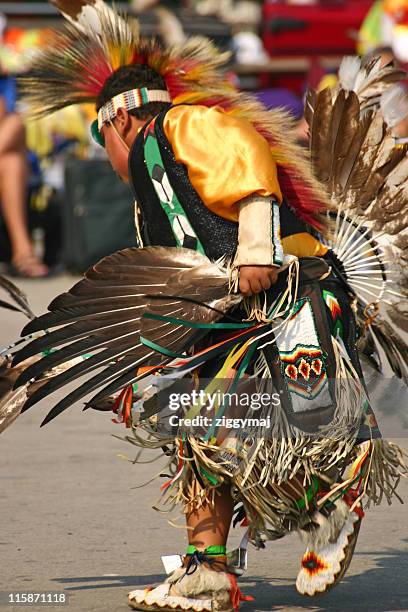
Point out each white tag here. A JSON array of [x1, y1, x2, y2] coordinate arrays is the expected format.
[[161, 554, 183, 575]]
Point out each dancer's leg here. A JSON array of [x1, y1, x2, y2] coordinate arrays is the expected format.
[[128, 485, 236, 610], [186, 484, 234, 550]]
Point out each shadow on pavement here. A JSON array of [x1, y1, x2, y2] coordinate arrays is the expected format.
[[50, 541, 408, 610], [52, 574, 166, 591], [241, 540, 408, 611]]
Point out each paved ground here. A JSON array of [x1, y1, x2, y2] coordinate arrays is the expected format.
[[1, 275, 408, 612]]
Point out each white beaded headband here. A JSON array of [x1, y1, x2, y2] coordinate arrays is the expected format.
[[97, 87, 171, 130]]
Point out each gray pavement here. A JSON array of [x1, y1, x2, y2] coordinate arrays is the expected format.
[[1, 275, 408, 612]]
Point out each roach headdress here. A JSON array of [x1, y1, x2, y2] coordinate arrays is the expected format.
[[20, 6, 231, 120], [22, 1, 330, 232]]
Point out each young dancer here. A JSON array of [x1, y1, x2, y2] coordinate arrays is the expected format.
[[3, 3, 407, 610]]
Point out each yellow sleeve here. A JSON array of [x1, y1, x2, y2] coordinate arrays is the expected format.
[[163, 105, 282, 222]]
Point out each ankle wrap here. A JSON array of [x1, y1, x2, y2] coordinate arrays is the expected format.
[[186, 545, 227, 556]]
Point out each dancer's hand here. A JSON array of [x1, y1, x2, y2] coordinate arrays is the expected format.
[[239, 265, 279, 296]]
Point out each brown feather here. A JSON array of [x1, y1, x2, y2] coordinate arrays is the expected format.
[[0, 275, 34, 319], [330, 91, 360, 195], [309, 88, 333, 184], [387, 302, 408, 333], [370, 318, 408, 384], [303, 89, 316, 133], [0, 355, 39, 433], [336, 111, 372, 194], [310, 56, 408, 350], [1, 246, 241, 424]]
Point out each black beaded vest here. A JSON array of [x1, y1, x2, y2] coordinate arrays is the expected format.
[[128, 106, 308, 260]]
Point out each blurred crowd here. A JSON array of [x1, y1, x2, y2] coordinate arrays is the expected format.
[[1, 0, 408, 277]]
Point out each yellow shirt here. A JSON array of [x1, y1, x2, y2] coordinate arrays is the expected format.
[[163, 105, 327, 258], [163, 104, 282, 222]]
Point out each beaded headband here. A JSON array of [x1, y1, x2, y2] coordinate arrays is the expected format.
[[97, 87, 171, 130]]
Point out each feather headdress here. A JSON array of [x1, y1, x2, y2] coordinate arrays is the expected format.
[[21, 5, 231, 117], [21, 0, 329, 232]]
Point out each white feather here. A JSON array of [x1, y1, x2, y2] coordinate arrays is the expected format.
[[380, 84, 408, 128], [338, 56, 362, 92]]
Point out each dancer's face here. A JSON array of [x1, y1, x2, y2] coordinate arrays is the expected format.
[[101, 108, 145, 183]]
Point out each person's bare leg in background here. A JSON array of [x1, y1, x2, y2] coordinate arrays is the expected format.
[[0, 107, 48, 277]]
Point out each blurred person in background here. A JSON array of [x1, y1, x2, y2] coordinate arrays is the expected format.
[[0, 13, 48, 277], [0, 78, 49, 277], [359, 0, 408, 64]]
